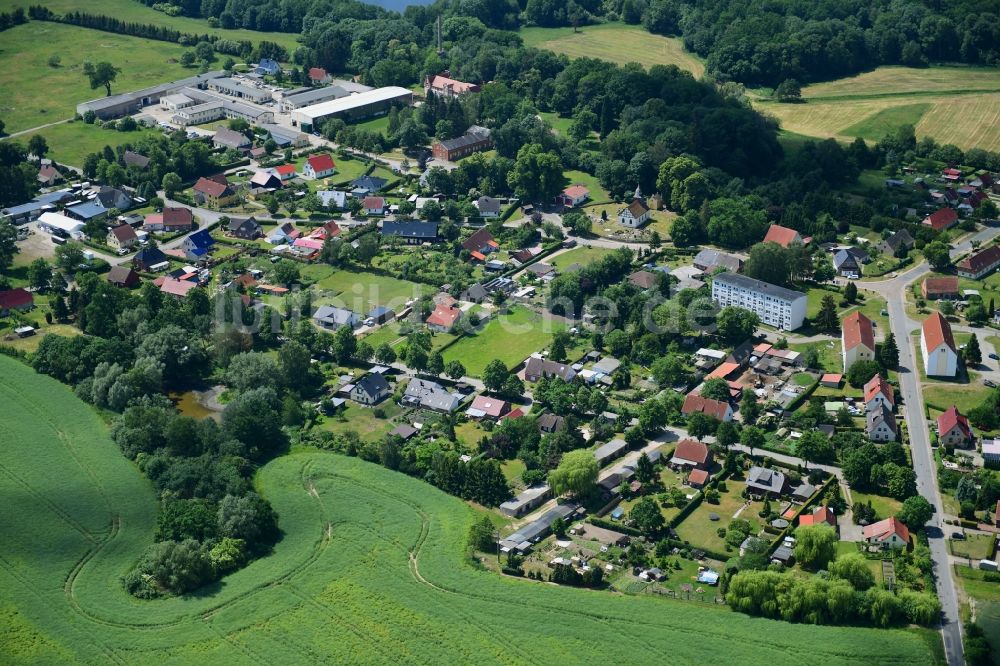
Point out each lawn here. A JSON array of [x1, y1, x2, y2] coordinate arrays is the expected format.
[[310, 267, 431, 313], [443, 306, 564, 376], [519, 23, 705, 77], [549, 245, 614, 270], [315, 401, 401, 441], [922, 379, 990, 415], [350, 114, 392, 136], [0, 355, 941, 663], [538, 111, 576, 136], [754, 66, 1000, 151], [0, 22, 199, 133], [948, 534, 996, 562], [16, 121, 162, 168], [850, 490, 903, 522], [673, 480, 763, 555]]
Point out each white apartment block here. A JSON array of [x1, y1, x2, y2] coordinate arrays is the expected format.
[[711, 272, 807, 331]]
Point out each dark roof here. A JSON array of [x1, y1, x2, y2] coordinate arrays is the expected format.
[[186, 229, 215, 250], [355, 373, 389, 397], [351, 175, 387, 191], [713, 272, 805, 303], [476, 196, 502, 214], [133, 246, 167, 266], [123, 150, 150, 169], [228, 217, 261, 233], [106, 265, 139, 286], [435, 127, 492, 153], [382, 220, 438, 239]]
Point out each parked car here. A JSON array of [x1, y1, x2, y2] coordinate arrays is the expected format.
[[990, 353, 999, 360], [985, 379, 997, 388]]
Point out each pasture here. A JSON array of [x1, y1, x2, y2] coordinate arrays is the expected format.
[[754, 66, 1000, 151], [0, 365, 941, 665], [443, 306, 563, 376], [519, 23, 705, 78], [0, 22, 192, 133], [18, 121, 161, 168]]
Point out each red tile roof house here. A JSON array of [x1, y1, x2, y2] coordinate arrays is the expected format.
[[0, 288, 34, 316], [363, 196, 386, 216], [466, 394, 510, 420], [920, 276, 960, 300], [193, 176, 237, 208], [863, 374, 895, 413], [762, 224, 805, 248], [426, 304, 461, 332], [798, 506, 838, 530], [302, 153, 336, 179], [308, 221, 342, 240], [144, 206, 194, 233], [272, 164, 297, 181], [957, 245, 1000, 279], [922, 207, 959, 231], [556, 185, 589, 208], [921, 311, 958, 378], [158, 277, 198, 299], [841, 311, 876, 372], [942, 167, 962, 182], [308, 67, 332, 84], [938, 405, 973, 448], [424, 74, 480, 97], [669, 439, 713, 470], [862, 517, 910, 549], [681, 393, 733, 422], [107, 223, 139, 251], [687, 468, 710, 489]]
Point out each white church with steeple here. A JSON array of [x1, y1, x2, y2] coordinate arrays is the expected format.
[[617, 185, 651, 228]]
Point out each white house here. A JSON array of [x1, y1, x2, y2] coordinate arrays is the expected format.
[[303, 154, 336, 179], [920, 312, 958, 377], [710, 272, 807, 331], [862, 517, 909, 549], [842, 311, 876, 372]]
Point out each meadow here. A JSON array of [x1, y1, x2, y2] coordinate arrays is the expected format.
[[754, 66, 1000, 151], [19, 121, 161, 167], [307, 267, 431, 313], [519, 23, 705, 78], [0, 356, 941, 662], [443, 306, 564, 376]]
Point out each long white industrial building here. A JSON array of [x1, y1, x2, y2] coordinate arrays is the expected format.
[[290, 87, 413, 132]]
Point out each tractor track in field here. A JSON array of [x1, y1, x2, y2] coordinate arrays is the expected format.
[[0, 461, 103, 543]]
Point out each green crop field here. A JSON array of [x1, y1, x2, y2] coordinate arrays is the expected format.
[[443, 306, 564, 376], [0, 356, 940, 662], [519, 23, 705, 77], [755, 66, 1000, 151]]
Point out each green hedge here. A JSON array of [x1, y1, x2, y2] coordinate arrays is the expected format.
[[660, 537, 730, 563], [783, 377, 820, 413], [588, 516, 643, 537]]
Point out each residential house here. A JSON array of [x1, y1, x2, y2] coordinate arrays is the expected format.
[[864, 374, 895, 413], [426, 303, 461, 332], [466, 395, 510, 420], [37, 164, 63, 186], [681, 393, 733, 422], [193, 176, 237, 207], [866, 403, 898, 442], [213, 127, 251, 151], [711, 272, 807, 331], [363, 196, 386, 216], [938, 405, 973, 448], [106, 265, 140, 288], [462, 228, 498, 255], [308, 67, 332, 84], [693, 249, 743, 273], [250, 171, 282, 190], [424, 74, 479, 98], [745, 466, 787, 497], [313, 305, 360, 330], [255, 58, 280, 76], [382, 220, 437, 244], [107, 223, 138, 251], [159, 277, 198, 299], [670, 439, 712, 470], [123, 150, 150, 170], [267, 222, 300, 245], [523, 357, 577, 382], [538, 413, 565, 433], [181, 229, 215, 261], [957, 245, 1000, 279], [878, 229, 914, 256], [350, 374, 390, 406], [762, 224, 804, 248], [618, 190, 651, 228], [227, 217, 263, 240], [317, 190, 348, 210], [303, 154, 336, 179], [687, 469, 710, 489], [862, 517, 909, 549], [309, 221, 342, 240], [921, 276, 960, 300], [832, 248, 864, 277], [431, 126, 492, 161], [920, 312, 958, 377], [628, 270, 657, 290], [133, 246, 168, 271], [350, 175, 387, 195], [403, 378, 461, 412], [0, 288, 34, 316], [923, 207, 959, 231], [96, 186, 132, 211], [144, 206, 193, 233], [799, 506, 837, 530], [842, 311, 876, 372], [460, 283, 489, 303], [556, 185, 589, 208], [474, 196, 502, 219], [272, 164, 296, 181]]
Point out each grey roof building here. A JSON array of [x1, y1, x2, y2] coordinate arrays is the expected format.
[[693, 249, 743, 273], [312, 305, 360, 329], [213, 127, 252, 151], [745, 466, 787, 496], [499, 485, 552, 518], [500, 503, 579, 552], [403, 378, 461, 412], [76, 71, 226, 119]]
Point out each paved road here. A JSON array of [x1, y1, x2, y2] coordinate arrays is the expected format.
[[854, 225, 1000, 666]]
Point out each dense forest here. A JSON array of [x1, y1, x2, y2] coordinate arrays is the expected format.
[[128, 0, 999, 85]]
